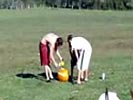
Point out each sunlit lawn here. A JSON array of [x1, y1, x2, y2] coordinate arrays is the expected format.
[[0, 8, 133, 100]]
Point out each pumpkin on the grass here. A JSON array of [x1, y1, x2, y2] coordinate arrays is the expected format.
[[57, 68, 69, 82]]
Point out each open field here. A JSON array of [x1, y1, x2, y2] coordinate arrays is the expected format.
[[0, 8, 133, 100]]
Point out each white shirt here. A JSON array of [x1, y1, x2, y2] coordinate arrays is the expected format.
[[71, 37, 91, 50]]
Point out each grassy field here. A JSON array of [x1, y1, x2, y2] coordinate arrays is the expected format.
[[0, 8, 133, 100]]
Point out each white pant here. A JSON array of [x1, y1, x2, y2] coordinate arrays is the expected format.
[[77, 48, 92, 71]]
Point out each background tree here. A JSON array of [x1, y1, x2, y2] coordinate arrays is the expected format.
[[0, 0, 132, 10]]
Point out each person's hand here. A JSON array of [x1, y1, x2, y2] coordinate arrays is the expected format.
[[60, 57, 64, 62], [59, 61, 65, 67], [55, 62, 58, 68], [57, 66, 62, 70]]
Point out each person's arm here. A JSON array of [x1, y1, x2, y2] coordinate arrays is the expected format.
[[56, 49, 63, 61], [50, 46, 58, 67], [74, 49, 79, 60]]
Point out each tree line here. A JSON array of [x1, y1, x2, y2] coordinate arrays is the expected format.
[[0, 0, 133, 10]]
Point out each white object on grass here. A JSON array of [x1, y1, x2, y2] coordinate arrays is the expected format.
[[99, 91, 120, 100], [102, 73, 105, 80]]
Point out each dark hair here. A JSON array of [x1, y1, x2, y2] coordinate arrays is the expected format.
[[67, 34, 73, 42], [56, 37, 63, 46], [54, 37, 63, 51], [67, 34, 73, 49]]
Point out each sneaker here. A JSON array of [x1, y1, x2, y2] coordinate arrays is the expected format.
[[84, 78, 88, 82], [46, 79, 51, 82], [77, 81, 81, 85], [50, 78, 55, 80], [46, 80, 51, 82]]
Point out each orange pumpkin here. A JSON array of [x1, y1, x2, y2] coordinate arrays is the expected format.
[[57, 68, 69, 82]]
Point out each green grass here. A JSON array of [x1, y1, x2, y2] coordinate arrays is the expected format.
[[0, 8, 133, 100]]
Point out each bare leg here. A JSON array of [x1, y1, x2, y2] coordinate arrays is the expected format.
[[77, 70, 81, 84], [84, 69, 89, 81], [47, 66, 53, 79], [44, 65, 50, 80], [80, 71, 84, 80]]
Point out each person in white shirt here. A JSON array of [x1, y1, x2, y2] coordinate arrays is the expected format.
[[67, 34, 92, 84]]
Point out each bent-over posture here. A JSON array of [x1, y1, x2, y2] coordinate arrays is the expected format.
[[39, 33, 63, 82], [67, 34, 92, 84]]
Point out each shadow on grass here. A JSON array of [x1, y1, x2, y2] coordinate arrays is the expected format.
[[16, 72, 58, 81], [16, 72, 72, 83]]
